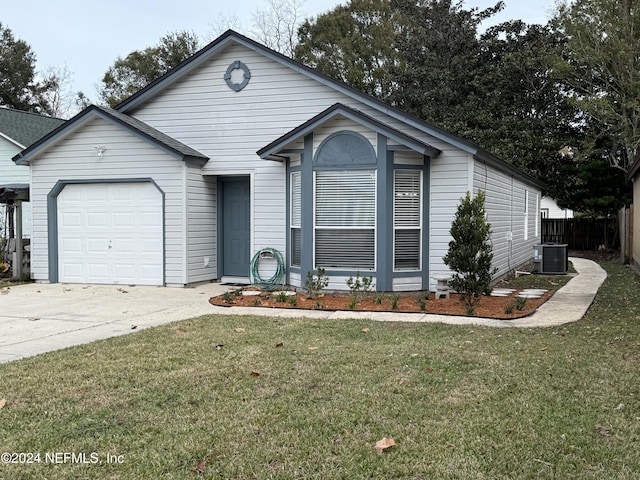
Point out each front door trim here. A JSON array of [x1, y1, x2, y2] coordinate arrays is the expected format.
[[217, 175, 252, 283]]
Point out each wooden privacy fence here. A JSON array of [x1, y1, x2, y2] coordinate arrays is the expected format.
[[541, 217, 620, 250]]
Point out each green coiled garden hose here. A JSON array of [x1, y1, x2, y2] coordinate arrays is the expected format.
[[249, 248, 285, 290]]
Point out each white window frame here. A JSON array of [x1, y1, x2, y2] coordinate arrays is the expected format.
[[290, 171, 301, 267], [313, 170, 377, 271], [393, 169, 422, 272]]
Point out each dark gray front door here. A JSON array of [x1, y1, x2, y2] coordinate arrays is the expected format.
[[222, 177, 250, 277]]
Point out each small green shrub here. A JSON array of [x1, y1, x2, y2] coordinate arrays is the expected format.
[[305, 268, 329, 298], [375, 294, 384, 305], [274, 291, 288, 302], [222, 292, 233, 304], [515, 296, 527, 311], [346, 271, 374, 299], [289, 296, 297, 307], [391, 295, 400, 310], [417, 296, 426, 311]]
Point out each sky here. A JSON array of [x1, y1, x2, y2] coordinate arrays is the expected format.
[[3, 0, 560, 109]]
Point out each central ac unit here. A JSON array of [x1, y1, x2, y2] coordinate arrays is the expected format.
[[533, 243, 568, 274]]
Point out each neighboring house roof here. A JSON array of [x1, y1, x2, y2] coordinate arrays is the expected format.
[[115, 29, 543, 189], [0, 184, 29, 202], [13, 105, 209, 166], [0, 107, 65, 148], [257, 103, 442, 160]]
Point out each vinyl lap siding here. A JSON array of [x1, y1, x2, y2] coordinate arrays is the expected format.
[[474, 159, 541, 278], [186, 166, 217, 283], [428, 152, 470, 289], [28, 119, 186, 285]]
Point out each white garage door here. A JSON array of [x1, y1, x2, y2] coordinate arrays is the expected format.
[[57, 182, 163, 285]]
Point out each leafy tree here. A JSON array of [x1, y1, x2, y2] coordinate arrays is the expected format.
[[554, 0, 640, 173], [550, 132, 631, 217], [252, 0, 305, 57], [389, 0, 503, 132], [443, 191, 497, 315], [469, 21, 581, 180], [295, 0, 399, 99], [99, 30, 201, 107], [0, 22, 54, 114]]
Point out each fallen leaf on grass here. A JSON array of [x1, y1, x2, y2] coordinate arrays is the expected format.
[[250, 371, 260, 377], [375, 437, 396, 454], [308, 346, 318, 351], [28, 317, 39, 321], [235, 327, 245, 333], [215, 344, 224, 350], [0, 398, 6, 410], [362, 328, 370, 333], [192, 460, 206, 474], [595, 424, 612, 437], [276, 342, 284, 348]]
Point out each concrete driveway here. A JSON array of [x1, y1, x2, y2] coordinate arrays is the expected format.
[[0, 282, 230, 363], [0, 258, 607, 364]]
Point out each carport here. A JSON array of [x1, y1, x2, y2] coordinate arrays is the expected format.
[[0, 183, 28, 279]]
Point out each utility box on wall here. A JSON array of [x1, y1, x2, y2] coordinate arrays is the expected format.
[[533, 243, 568, 274]]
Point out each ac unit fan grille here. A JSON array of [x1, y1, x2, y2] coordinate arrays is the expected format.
[[542, 245, 567, 274]]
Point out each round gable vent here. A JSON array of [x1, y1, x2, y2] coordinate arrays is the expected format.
[[224, 61, 251, 92]]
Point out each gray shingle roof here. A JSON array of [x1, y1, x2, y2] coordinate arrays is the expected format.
[[0, 107, 66, 147]]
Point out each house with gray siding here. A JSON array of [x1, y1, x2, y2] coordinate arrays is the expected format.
[[13, 30, 542, 291]]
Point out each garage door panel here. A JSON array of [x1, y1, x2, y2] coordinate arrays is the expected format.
[[60, 263, 84, 282], [139, 238, 163, 253], [112, 212, 135, 228], [58, 183, 163, 285], [86, 185, 108, 201], [87, 211, 109, 228], [60, 238, 83, 254], [140, 265, 163, 283], [87, 263, 110, 282], [60, 212, 82, 228], [87, 238, 109, 254], [112, 238, 135, 254]]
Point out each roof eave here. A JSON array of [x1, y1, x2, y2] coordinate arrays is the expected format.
[[258, 103, 441, 160], [473, 149, 545, 190]]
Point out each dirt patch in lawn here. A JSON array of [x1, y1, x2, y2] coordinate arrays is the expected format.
[[209, 288, 555, 320]]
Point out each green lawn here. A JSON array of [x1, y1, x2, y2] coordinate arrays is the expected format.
[[1, 259, 639, 479]]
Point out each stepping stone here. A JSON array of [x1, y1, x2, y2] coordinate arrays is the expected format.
[[490, 288, 516, 297], [242, 291, 262, 296], [520, 289, 548, 295], [273, 291, 296, 296], [516, 293, 542, 299]]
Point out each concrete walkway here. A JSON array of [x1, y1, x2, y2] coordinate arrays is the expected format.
[[209, 257, 607, 328], [0, 257, 606, 363]]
